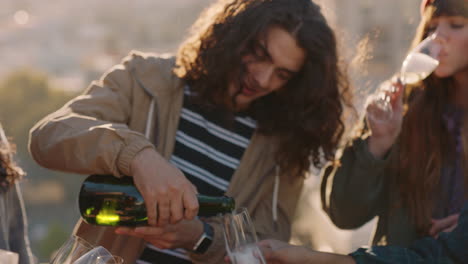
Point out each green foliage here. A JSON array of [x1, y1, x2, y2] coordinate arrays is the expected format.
[[0, 69, 76, 160], [0, 68, 79, 185], [36, 222, 69, 262], [0, 67, 86, 197], [0, 69, 82, 261]]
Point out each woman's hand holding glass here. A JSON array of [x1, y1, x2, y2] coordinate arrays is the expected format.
[[130, 148, 199, 227], [365, 33, 442, 158], [366, 33, 442, 122], [366, 80, 404, 158]]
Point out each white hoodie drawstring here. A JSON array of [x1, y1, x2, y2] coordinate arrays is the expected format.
[[272, 165, 280, 230], [145, 99, 155, 139]]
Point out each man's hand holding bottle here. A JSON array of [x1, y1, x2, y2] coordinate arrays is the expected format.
[[130, 148, 199, 226]]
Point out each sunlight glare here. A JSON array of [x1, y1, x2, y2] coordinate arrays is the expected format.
[[14, 10, 30, 25]]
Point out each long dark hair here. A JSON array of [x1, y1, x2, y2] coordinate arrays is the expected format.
[[0, 126, 24, 191], [395, 0, 468, 235], [174, 0, 353, 177]]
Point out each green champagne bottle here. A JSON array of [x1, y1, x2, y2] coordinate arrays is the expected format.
[[79, 174, 235, 226]]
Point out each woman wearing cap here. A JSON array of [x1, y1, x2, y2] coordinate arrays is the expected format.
[[320, 0, 468, 247], [251, 0, 468, 263]]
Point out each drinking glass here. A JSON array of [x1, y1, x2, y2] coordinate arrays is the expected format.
[[50, 235, 124, 264], [73, 246, 123, 264], [223, 208, 266, 264], [367, 32, 442, 122], [50, 235, 94, 264]]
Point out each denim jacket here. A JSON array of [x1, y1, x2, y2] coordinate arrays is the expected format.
[[0, 183, 36, 264], [350, 201, 468, 264]]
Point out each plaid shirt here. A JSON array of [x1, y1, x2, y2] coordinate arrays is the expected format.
[[350, 201, 468, 264]]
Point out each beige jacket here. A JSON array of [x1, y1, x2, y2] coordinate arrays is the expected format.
[[29, 51, 304, 263]]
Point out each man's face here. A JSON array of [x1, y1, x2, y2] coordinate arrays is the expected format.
[[228, 25, 306, 111]]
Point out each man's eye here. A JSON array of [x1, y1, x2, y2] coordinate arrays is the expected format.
[[450, 23, 465, 29], [276, 70, 292, 81]]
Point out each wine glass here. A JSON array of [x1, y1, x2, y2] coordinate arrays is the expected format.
[[223, 208, 266, 264], [73, 246, 124, 264], [50, 235, 95, 264], [367, 32, 442, 122], [50, 235, 124, 264]]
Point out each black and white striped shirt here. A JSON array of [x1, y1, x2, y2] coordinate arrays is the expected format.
[[137, 87, 256, 264]]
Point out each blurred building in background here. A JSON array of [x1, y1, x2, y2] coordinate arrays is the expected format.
[[0, 0, 421, 261], [323, 0, 421, 109]]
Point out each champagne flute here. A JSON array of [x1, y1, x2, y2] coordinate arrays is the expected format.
[[50, 235, 94, 264], [367, 33, 441, 122], [223, 208, 266, 264]]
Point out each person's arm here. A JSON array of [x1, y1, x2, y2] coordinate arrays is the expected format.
[[321, 82, 405, 229], [29, 54, 148, 176], [259, 239, 355, 264], [29, 52, 198, 226], [320, 136, 390, 229], [350, 202, 468, 263], [29, 53, 149, 177], [350, 240, 457, 264], [259, 202, 468, 264]]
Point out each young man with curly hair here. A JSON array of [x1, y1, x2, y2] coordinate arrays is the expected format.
[[29, 0, 353, 263]]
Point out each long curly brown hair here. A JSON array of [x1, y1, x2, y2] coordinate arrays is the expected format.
[[0, 128, 24, 190], [395, 0, 468, 235], [174, 0, 353, 177]]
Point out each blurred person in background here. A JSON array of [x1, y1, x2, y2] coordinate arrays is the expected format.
[[321, 0, 468, 248], [29, 0, 353, 263], [0, 123, 36, 264], [258, 200, 468, 263]]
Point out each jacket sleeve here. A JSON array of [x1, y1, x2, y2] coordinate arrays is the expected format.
[[321, 137, 391, 229], [350, 202, 468, 263], [437, 201, 468, 263], [28, 54, 154, 177]]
